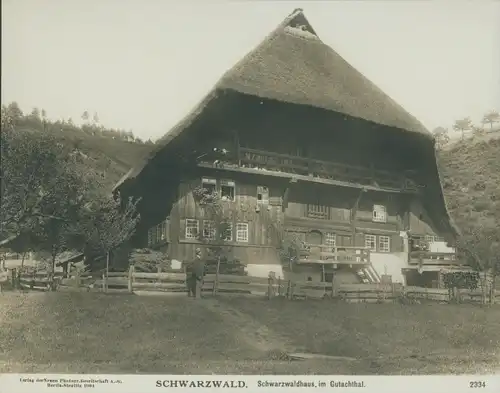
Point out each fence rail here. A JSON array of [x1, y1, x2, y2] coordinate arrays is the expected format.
[[1, 267, 498, 304]]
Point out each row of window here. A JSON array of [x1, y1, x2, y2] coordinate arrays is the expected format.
[[365, 234, 391, 253], [202, 178, 389, 223], [307, 203, 387, 223], [201, 178, 270, 204], [423, 235, 444, 243], [310, 232, 390, 253], [186, 219, 249, 243]]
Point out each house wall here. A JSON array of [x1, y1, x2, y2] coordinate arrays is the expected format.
[[167, 170, 284, 267], [232, 95, 418, 172], [133, 94, 454, 280], [145, 167, 417, 279]]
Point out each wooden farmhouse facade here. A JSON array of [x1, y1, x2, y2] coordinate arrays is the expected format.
[[114, 9, 466, 287]]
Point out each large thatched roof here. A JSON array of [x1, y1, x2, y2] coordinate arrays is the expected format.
[[115, 9, 435, 189]]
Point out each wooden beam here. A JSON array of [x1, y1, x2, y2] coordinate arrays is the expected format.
[[197, 163, 417, 194], [350, 188, 367, 238], [233, 129, 241, 167], [282, 178, 297, 212]]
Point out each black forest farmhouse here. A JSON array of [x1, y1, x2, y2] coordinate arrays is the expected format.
[[114, 9, 463, 287]]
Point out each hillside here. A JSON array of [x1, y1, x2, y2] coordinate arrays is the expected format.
[[438, 136, 500, 234], [12, 117, 153, 190]]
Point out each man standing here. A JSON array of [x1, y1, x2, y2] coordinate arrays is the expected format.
[[186, 248, 205, 298]]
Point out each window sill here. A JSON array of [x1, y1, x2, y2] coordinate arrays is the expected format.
[[178, 239, 275, 248]]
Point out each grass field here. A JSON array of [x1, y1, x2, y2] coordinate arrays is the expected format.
[[1, 293, 499, 375]]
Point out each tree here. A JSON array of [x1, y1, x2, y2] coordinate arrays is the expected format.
[[92, 112, 99, 125], [432, 126, 450, 150], [82, 195, 140, 291], [456, 226, 500, 304], [81, 111, 89, 123], [32, 217, 84, 289], [0, 120, 92, 248], [192, 186, 234, 285], [453, 117, 472, 140], [3, 102, 24, 125], [471, 125, 486, 138], [29, 108, 41, 122], [481, 110, 500, 130]]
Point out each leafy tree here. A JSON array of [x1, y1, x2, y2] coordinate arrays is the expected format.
[[432, 126, 450, 150], [32, 217, 84, 289], [471, 125, 486, 138], [481, 110, 500, 130], [0, 120, 92, 248], [3, 102, 23, 125], [29, 108, 41, 122], [452, 117, 472, 140], [82, 195, 140, 291], [81, 111, 89, 122], [192, 186, 234, 281], [456, 226, 500, 303]]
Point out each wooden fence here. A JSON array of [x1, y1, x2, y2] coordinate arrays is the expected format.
[[288, 281, 499, 304], [1, 267, 499, 304]]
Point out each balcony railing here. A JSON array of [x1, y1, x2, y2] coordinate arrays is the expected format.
[[409, 251, 459, 266], [202, 147, 419, 192], [298, 243, 371, 265]]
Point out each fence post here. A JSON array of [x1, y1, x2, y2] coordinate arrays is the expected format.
[[128, 265, 134, 293], [212, 257, 221, 297], [74, 270, 80, 288], [267, 276, 273, 300], [102, 272, 106, 293], [11, 269, 16, 290], [277, 276, 281, 297], [331, 274, 339, 299]]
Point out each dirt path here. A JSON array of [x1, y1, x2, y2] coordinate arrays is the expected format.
[[199, 297, 292, 354]]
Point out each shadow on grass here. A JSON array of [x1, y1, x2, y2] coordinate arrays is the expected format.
[[1, 293, 499, 374]]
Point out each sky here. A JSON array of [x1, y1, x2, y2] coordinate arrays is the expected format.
[[2, 0, 500, 141]]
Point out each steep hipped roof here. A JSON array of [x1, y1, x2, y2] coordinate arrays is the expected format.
[[114, 9, 433, 189], [217, 10, 430, 137]]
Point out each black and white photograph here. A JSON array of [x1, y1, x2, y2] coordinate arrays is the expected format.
[[1, 0, 499, 390]]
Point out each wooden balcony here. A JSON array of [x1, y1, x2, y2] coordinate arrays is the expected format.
[[409, 251, 459, 266], [298, 243, 371, 265], [199, 147, 420, 193]]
